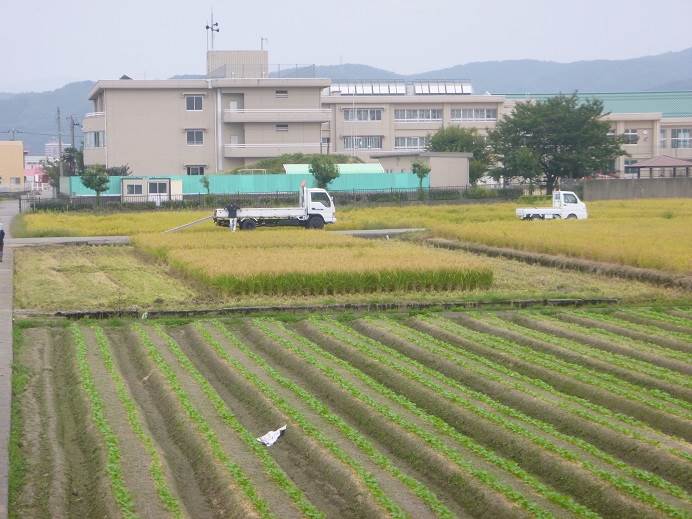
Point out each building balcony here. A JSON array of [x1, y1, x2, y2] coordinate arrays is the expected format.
[[224, 142, 322, 158], [82, 112, 105, 132], [223, 108, 331, 124]]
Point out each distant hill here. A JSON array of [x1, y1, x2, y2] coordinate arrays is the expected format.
[[0, 81, 94, 154], [3, 47, 692, 153]]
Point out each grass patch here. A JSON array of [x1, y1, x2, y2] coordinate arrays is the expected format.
[[8, 328, 30, 517]]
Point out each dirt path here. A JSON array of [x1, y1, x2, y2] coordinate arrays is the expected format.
[[105, 326, 237, 519]]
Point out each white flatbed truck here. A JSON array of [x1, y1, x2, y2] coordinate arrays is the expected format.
[[516, 191, 588, 220], [212, 184, 336, 230]]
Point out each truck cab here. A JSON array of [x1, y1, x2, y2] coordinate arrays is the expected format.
[[302, 188, 336, 225]]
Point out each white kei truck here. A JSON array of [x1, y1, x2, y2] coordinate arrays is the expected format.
[[515, 191, 588, 220], [212, 184, 336, 230]]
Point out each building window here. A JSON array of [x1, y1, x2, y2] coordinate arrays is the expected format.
[[343, 108, 383, 121], [671, 128, 691, 148], [126, 184, 143, 195], [185, 95, 203, 111], [186, 166, 205, 176], [451, 107, 497, 121], [624, 159, 639, 175], [660, 128, 667, 148], [10, 177, 21, 185], [342, 135, 383, 150], [186, 129, 204, 145], [149, 182, 168, 194], [623, 129, 639, 145], [275, 89, 288, 98], [275, 124, 289, 132], [84, 131, 105, 148], [394, 136, 429, 149], [394, 108, 442, 121]]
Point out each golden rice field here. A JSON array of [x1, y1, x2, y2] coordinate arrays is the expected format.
[[133, 230, 492, 296], [332, 199, 692, 274], [15, 199, 692, 273]]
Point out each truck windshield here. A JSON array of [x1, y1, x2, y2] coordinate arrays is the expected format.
[[311, 192, 332, 207], [563, 193, 578, 204]]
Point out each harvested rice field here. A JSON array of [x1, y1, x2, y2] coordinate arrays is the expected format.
[[11, 307, 692, 518]]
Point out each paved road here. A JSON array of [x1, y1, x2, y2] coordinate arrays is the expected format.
[[7, 235, 129, 247], [0, 200, 17, 519]]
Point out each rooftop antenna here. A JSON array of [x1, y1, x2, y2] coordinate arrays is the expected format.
[[205, 9, 220, 51], [260, 36, 268, 51]]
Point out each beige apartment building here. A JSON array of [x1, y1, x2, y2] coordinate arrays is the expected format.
[[0, 141, 24, 192], [83, 51, 692, 177], [83, 51, 330, 175]]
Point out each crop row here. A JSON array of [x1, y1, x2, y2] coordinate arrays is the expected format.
[[70, 325, 137, 518], [425, 315, 692, 420], [312, 317, 688, 516], [474, 313, 689, 388], [251, 318, 597, 518], [571, 310, 692, 345]]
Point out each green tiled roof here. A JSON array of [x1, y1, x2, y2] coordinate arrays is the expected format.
[[505, 91, 692, 118]]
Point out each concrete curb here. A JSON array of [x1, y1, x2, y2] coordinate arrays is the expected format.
[[0, 200, 17, 519]]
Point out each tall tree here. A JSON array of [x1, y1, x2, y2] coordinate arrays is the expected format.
[[62, 147, 84, 176], [309, 156, 339, 189], [79, 164, 110, 203], [489, 94, 625, 193], [427, 126, 492, 184]]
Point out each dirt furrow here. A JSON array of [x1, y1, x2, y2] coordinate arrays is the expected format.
[[506, 313, 692, 376], [296, 320, 675, 519], [466, 313, 692, 401], [243, 320, 528, 519], [105, 326, 243, 519], [169, 323, 389, 519], [80, 326, 175, 518], [351, 317, 692, 489], [614, 311, 692, 335], [411, 317, 692, 441], [54, 325, 121, 518], [559, 314, 692, 353], [202, 320, 438, 519]]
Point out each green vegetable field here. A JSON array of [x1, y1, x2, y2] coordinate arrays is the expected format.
[[11, 307, 692, 518]]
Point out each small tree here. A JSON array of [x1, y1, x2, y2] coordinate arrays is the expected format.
[[200, 175, 210, 195], [62, 147, 84, 176], [41, 159, 61, 191], [309, 156, 339, 189], [80, 165, 110, 204], [411, 160, 431, 190]]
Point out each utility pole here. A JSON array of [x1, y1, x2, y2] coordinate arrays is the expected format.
[[68, 115, 79, 148], [57, 107, 64, 178]]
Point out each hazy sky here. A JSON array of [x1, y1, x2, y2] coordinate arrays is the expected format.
[[2, 0, 692, 92]]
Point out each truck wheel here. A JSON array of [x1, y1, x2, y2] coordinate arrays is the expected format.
[[567, 214, 577, 220], [307, 216, 324, 229], [241, 219, 257, 230], [524, 215, 533, 221]]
